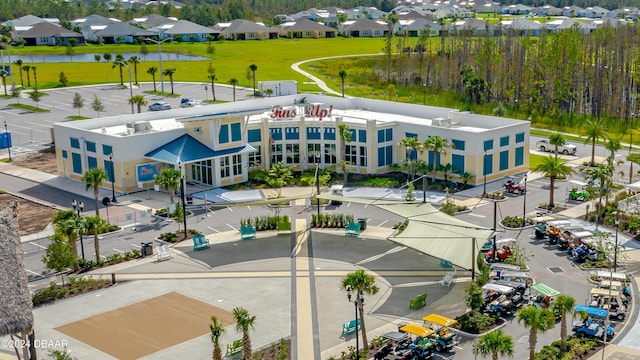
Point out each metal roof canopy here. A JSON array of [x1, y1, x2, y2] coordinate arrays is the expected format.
[[144, 134, 255, 165], [530, 283, 560, 297]]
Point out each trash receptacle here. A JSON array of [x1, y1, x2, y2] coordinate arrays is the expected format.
[[358, 218, 367, 231], [141, 242, 153, 257]]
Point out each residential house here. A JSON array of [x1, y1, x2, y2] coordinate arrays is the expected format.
[[501, 4, 532, 15], [501, 18, 543, 36], [607, 7, 639, 19], [475, 3, 502, 14], [399, 18, 441, 37], [345, 6, 387, 20], [150, 20, 220, 42], [580, 6, 609, 18], [5, 15, 59, 35], [92, 22, 156, 44], [289, 8, 330, 22], [72, 14, 120, 42], [279, 18, 336, 38], [592, 17, 627, 28], [342, 18, 388, 37], [562, 6, 584, 17], [131, 14, 177, 29], [546, 18, 597, 34], [447, 18, 497, 36], [17, 22, 84, 46], [221, 19, 278, 40]]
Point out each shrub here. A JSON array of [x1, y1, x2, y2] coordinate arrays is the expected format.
[[455, 311, 496, 333]]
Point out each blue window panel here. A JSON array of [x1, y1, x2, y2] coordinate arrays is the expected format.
[[102, 145, 112, 156], [516, 132, 525, 143], [405, 132, 417, 139], [62, 150, 68, 159], [499, 150, 509, 171], [385, 128, 393, 142], [452, 154, 464, 175], [483, 154, 493, 175], [515, 147, 524, 166], [70, 137, 80, 149], [307, 127, 321, 140], [348, 129, 356, 142], [385, 145, 393, 165], [104, 160, 114, 182], [324, 127, 336, 140], [86, 141, 96, 152], [72, 153, 82, 174], [427, 151, 441, 168], [219, 124, 229, 143], [358, 129, 366, 143], [377, 147, 385, 166], [377, 130, 384, 143], [452, 139, 465, 151], [248, 129, 261, 142], [285, 127, 299, 140], [500, 136, 509, 147], [484, 139, 494, 151], [231, 123, 241, 141], [87, 156, 97, 169], [269, 128, 282, 141]]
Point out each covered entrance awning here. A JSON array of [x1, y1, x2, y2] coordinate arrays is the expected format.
[[144, 134, 255, 164]]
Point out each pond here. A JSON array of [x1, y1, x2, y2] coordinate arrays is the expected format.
[[4, 52, 209, 63]]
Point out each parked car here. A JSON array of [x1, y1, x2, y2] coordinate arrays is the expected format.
[[536, 139, 577, 155], [180, 98, 200, 108], [149, 102, 171, 111]]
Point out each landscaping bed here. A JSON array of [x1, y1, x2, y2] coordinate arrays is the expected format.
[[33, 276, 113, 307]]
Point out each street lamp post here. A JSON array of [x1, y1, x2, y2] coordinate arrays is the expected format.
[[179, 164, 188, 240], [586, 204, 590, 220], [522, 174, 528, 227], [3, 120, 10, 161], [514, 99, 518, 119], [145, 36, 172, 93], [614, 216, 620, 272], [316, 155, 321, 216], [423, 83, 426, 105], [109, 153, 117, 203], [483, 152, 488, 197], [346, 285, 363, 360], [71, 199, 85, 260], [119, 62, 134, 114]]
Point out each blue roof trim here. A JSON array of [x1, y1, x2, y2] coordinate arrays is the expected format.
[[144, 134, 255, 164]]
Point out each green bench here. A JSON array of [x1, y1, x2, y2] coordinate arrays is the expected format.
[[345, 221, 361, 237], [192, 235, 210, 251], [240, 225, 257, 240], [409, 293, 428, 310], [226, 339, 243, 357], [341, 318, 361, 336]]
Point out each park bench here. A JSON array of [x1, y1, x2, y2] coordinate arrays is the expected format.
[[409, 293, 428, 310], [341, 318, 361, 336], [192, 235, 210, 251], [345, 221, 361, 237], [156, 244, 174, 260], [226, 339, 243, 357], [240, 225, 257, 240]]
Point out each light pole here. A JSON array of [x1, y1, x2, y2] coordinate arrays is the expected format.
[[483, 152, 488, 197], [522, 174, 527, 227], [3, 120, 10, 161], [72, 199, 85, 260], [614, 216, 620, 272], [145, 35, 172, 93], [109, 153, 117, 203], [346, 285, 363, 360], [423, 83, 426, 105], [586, 204, 590, 221], [514, 99, 518, 119], [316, 155, 321, 216], [118, 61, 134, 114], [422, 174, 427, 203]]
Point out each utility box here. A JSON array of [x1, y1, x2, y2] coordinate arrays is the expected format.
[[0, 131, 11, 149], [258, 80, 298, 97], [141, 242, 153, 257]]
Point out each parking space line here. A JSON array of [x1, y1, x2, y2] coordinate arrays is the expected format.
[[29, 242, 46, 249], [207, 227, 220, 233], [114, 249, 125, 254], [377, 219, 388, 227], [26, 269, 42, 276], [227, 207, 233, 212], [226, 223, 238, 231]]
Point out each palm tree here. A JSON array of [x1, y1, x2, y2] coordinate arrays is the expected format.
[[248, 64, 258, 95], [32, 66, 38, 90], [0, 69, 8, 96], [112, 54, 125, 85], [551, 294, 578, 352], [147, 66, 158, 92], [461, 172, 474, 189], [128, 56, 140, 84], [154, 167, 182, 204], [548, 133, 566, 159], [84, 215, 109, 261], [586, 164, 614, 223], [163, 67, 176, 94], [81, 168, 108, 260], [340, 269, 380, 352], [52, 210, 84, 271], [605, 138, 621, 166], [13, 59, 23, 87], [22, 64, 31, 87], [129, 95, 148, 113], [582, 118, 606, 166], [339, 123, 353, 183], [517, 306, 555, 360], [209, 316, 226, 360], [472, 329, 514, 360], [399, 137, 422, 180], [208, 74, 217, 101], [232, 307, 256, 360], [532, 156, 574, 208], [229, 78, 239, 102], [424, 135, 452, 187], [339, 69, 347, 97]]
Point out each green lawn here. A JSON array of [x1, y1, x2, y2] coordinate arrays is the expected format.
[[529, 153, 546, 170]]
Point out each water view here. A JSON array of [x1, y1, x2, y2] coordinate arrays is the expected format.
[[2, 52, 209, 63]]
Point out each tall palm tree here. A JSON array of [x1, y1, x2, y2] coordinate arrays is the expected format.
[[112, 54, 125, 85], [551, 294, 578, 352], [399, 136, 422, 180], [248, 64, 258, 95], [605, 138, 621, 166], [22, 64, 31, 87], [84, 215, 109, 261], [473, 329, 514, 360], [81, 168, 108, 260], [209, 315, 225, 360], [127, 56, 140, 84], [232, 307, 256, 360], [338, 123, 353, 183], [340, 269, 380, 352], [582, 118, 606, 166], [339, 69, 347, 97], [586, 164, 614, 223], [13, 59, 23, 87], [229, 78, 239, 102], [129, 95, 148, 113], [208, 74, 217, 101], [424, 135, 452, 187], [548, 133, 566, 159], [52, 210, 84, 271], [147, 66, 158, 92], [163, 67, 176, 94], [154, 167, 182, 204], [31, 66, 37, 90], [517, 306, 555, 360], [532, 156, 574, 208]]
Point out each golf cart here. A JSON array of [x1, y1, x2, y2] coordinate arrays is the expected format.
[[330, 185, 343, 205], [504, 176, 526, 195], [491, 279, 528, 296], [397, 323, 436, 359], [569, 187, 590, 201], [529, 283, 560, 310], [485, 245, 513, 263], [589, 288, 627, 320], [481, 238, 516, 253], [572, 305, 614, 339], [421, 314, 458, 352], [571, 244, 598, 263], [558, 230, 593, 251], [374, 331, 422, 360], [482, 283, 522, 317]]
